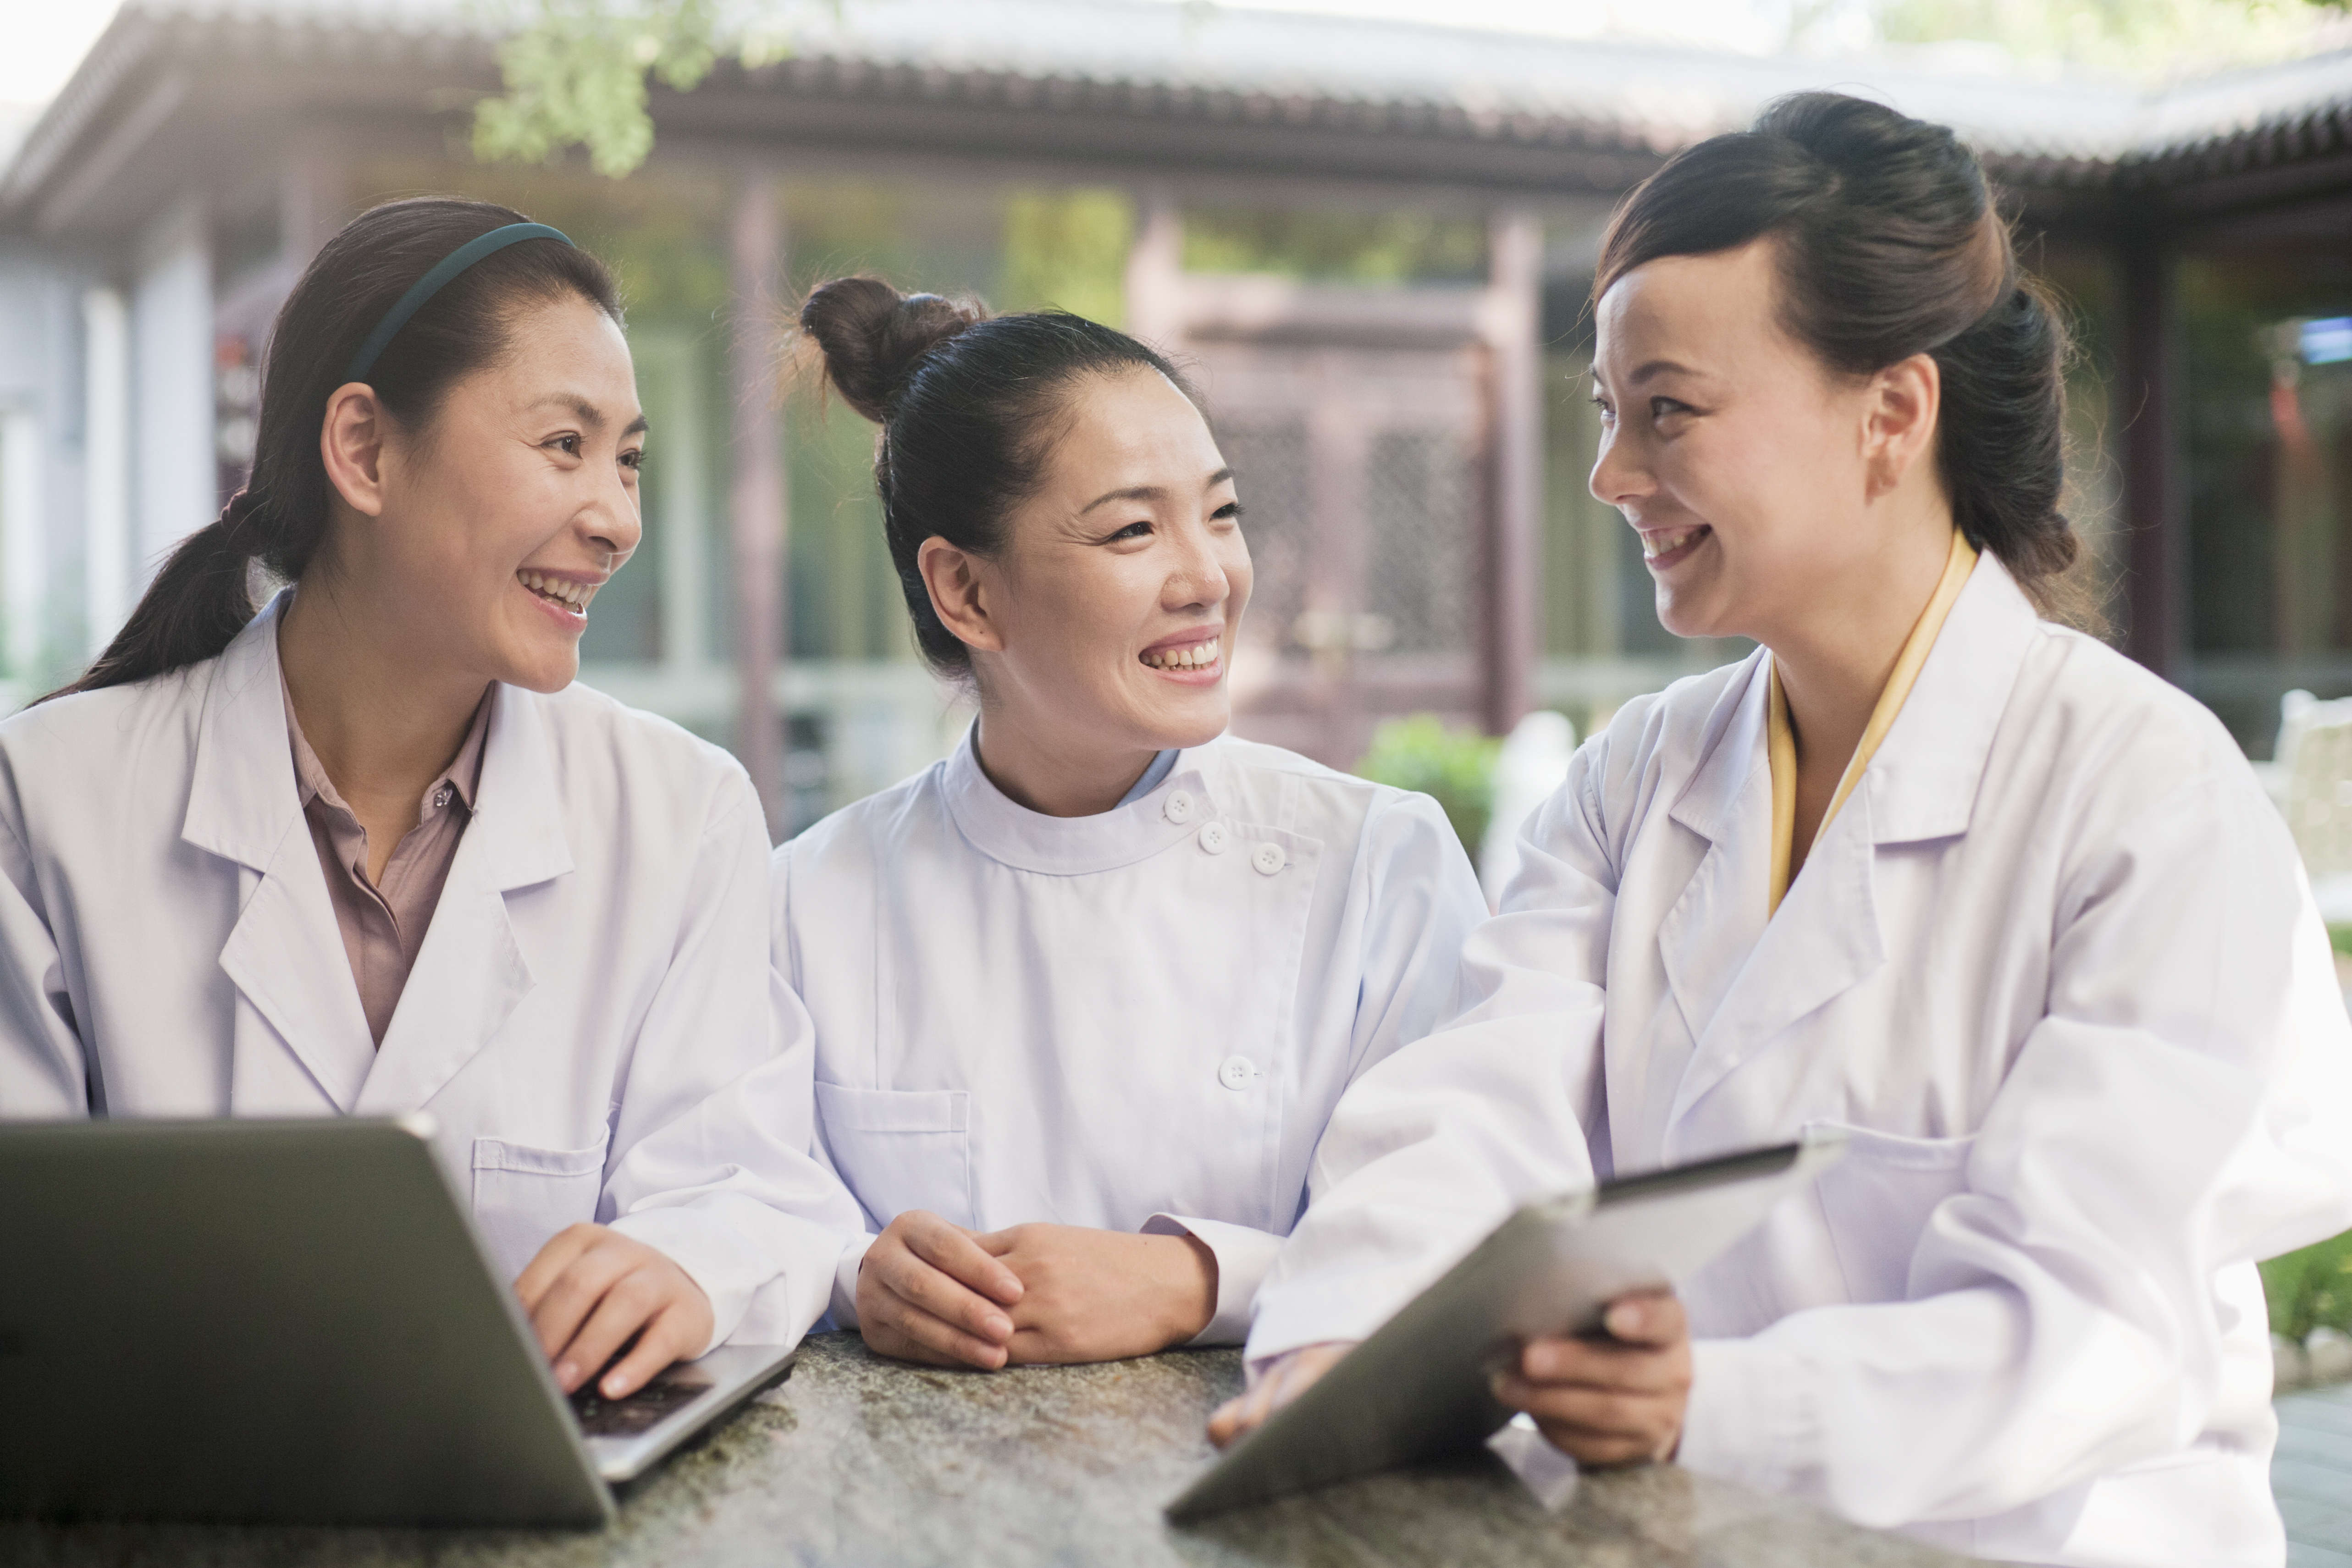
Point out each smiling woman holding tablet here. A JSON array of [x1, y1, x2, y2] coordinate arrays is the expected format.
[[0, 198, 859, 1402], [1212, 94, 2352, 1567]]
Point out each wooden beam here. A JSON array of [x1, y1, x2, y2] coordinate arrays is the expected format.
[[1481, 208, 1544, 734], [2119, 235, 2180, 677], [729, 170, 788, 839]]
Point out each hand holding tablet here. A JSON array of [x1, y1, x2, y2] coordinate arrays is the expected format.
[[1173, 1134, 1846, 1520], [1489, 1290, 1691, 1466]]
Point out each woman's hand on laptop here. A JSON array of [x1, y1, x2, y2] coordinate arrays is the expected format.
[[974, 1224, 1216, 1364], [1206, 1342, 1353, 1447], [857, 1209, 1027, 1369], [515, 1223, 714, 1400], [1491, 1290, 1691, 1467]]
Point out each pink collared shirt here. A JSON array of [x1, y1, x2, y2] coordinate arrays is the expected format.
[[283, 678, 494, 1045]]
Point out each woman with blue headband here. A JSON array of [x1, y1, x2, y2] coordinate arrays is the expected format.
[[0, 198, 861, 1398]]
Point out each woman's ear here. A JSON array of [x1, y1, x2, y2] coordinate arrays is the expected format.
[[1861, 353, 1942, 502], [917, 536, 1005, 655], [319, 383, 392, 518]]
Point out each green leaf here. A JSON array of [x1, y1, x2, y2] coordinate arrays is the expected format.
[[471, 0, 823, 179]]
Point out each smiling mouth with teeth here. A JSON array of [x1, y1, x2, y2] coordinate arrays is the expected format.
[[1141, 639, 1220, 671], [518, 569, 595, 611], [1641, 525, 1712, 561]]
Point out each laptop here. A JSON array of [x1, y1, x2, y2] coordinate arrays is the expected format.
[[0, 1115, 798, 1527], [1166, 1132, 1847, 1520]]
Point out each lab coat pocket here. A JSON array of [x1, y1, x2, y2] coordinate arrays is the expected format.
[[815, 1082, 973, 1231], [1807, 1123, 1977, 1306], [470, 1131, 612, 1285]]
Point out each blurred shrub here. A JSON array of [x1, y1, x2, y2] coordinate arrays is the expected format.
[[999, 189, 1133, 327], [1356, 715, 1500, 857], [2266, 1230, 2352, 1343]]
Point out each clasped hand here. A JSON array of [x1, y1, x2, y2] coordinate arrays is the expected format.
[[857, 1210, 1218, 1369], [1208, 1292, 1692, 1467]]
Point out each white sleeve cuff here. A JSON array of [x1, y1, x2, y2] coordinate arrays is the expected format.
[[604, 1202, 762, 1355], [1677, 1336, 1812, 1494], [828, 1231, 878, 1330], [1142, 1214, 1286, 1345], [607, 1194, 864, 1354]]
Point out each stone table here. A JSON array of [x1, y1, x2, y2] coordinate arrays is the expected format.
[[1, 1332, 1961, 1568]]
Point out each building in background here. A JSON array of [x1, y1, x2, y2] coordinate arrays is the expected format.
[[1, 0, 2349, 838]]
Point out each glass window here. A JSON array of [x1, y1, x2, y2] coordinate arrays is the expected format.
[[2180, 240, 2352, 753]]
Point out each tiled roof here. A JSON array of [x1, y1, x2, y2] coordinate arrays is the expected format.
[[7, 0, 2351, 211]]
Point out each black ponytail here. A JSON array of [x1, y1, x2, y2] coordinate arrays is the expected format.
[[46, 197, 621, 701]]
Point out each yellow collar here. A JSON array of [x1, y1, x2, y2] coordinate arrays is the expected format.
[[1767, 530, 1978, 914]]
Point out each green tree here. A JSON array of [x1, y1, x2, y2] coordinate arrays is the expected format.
[[471, 0, 830, 179]]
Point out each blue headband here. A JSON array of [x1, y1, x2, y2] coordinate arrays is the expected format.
[[342, 222, 574, 384]]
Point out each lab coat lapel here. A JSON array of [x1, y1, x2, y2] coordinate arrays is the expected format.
[[1655, 654, 1776, 1046], [1626, 655, 1777, 1156], [1862, 551, 2040, 847], [1627, 658, 1768, 1161], [1660, 553, 2042, 1137], [357, 686, 573, 1116], [184, 597, 377, 1114], [1666, 790, 1886, 1133]]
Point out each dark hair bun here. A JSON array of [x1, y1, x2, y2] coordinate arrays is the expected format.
[[800, 277, 984, 423]]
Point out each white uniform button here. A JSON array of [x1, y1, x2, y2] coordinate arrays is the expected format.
[[1196, 821, 1230, 855], [1218, 1054, 1258, 1091], [1163, 789, 1197, 825], [1251, 842, 1287, 876]]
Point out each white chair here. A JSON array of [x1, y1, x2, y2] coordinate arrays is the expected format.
[[1478, 710, 1578, 910], [2273, 689, 2352, 923]]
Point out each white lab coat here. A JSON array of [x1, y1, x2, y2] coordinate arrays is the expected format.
[[0, 596, 863, 1349], [1249, 555, 2352, 1567], [773, 729, 1488, 1341]]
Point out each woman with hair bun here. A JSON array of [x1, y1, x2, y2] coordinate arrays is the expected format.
[[777, 279, 1486, 1369], [0, 197, 861, 1397], [1213, 93, 2352, 1565]]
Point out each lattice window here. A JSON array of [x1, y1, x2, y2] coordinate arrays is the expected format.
[[1216, 418, 1313, 661], [1365, 428, 1475, 655]]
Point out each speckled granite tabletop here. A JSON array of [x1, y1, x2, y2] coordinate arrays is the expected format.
[[0, 1331, 1960, 1567]]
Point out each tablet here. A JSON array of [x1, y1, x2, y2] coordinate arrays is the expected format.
[[1165, 1132, 1847, 1521]]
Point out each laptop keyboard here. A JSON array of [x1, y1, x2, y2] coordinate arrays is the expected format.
[[569, 1374, 708, 1438]]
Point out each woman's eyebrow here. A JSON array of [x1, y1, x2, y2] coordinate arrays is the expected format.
[[1079, 484, 1165, 515], [1079, 467, 1234, 515], [1628, 358, 1705, 385], [526, 394, 649, 436]]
